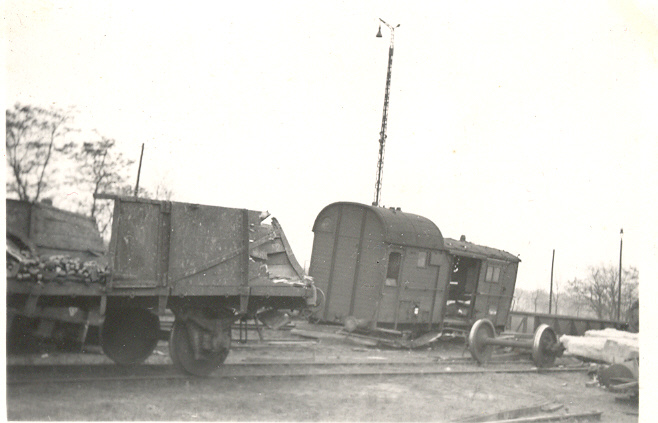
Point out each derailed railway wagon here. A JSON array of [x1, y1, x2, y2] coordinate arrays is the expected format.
[[308, 201, 520, 341], [7, 195, 316, 376]]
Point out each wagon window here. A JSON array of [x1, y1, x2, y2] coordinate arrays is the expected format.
[[486, 265, 501, 283], [385, 252, 402, 286]]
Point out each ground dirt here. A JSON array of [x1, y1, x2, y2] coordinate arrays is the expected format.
[[5, 321, 640, 422]]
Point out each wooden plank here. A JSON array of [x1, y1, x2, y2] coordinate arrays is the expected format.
[[290, 328, 346, 341], [348, 208, 367, 316], [271, 218, 306, 279], [456, 402, 554, 422], [323, 205, 344, 320], [509, 311, 623, 326], [481, 410, 601, 423]]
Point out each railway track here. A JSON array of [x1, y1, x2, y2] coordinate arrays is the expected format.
[[7, 359, 589, 385]]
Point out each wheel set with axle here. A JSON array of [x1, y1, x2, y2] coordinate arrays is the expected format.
[[468, 318, 566, 368]]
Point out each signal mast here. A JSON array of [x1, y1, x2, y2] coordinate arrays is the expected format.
[[372, 18, 400, 207]]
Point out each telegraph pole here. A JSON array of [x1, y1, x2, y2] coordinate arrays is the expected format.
[[549, 249, 555, 314], [134, 143, 145, 197], [618, 228, 623, 320]]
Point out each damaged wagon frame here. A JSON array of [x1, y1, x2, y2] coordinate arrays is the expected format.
[[7, 195, 317, 376]]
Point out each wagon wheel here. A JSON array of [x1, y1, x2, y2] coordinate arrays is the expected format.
[[531, 324, 559, 368], [101, 308, 160, 365], [169, 319, 231, 377], [468, 318, 496, 364]]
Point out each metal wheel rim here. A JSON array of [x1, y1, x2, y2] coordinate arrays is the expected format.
[[468, 319, 495, 364], [169, 320, 230, 377], [532, 324, 558, 368]]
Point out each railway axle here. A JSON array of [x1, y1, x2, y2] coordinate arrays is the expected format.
[[468, 318, 565, 368]]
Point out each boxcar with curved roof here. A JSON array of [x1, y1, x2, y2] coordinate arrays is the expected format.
[[309, 201, 520, 334]]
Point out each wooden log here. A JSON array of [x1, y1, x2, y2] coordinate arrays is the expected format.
[[583, 328, 638, 341], [560, 328, 638, 364]]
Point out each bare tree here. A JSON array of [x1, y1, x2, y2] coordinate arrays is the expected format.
[[511, 289, 523, 311], [6, 104, 75, 202], [153, 183, 174, 201], [567, 264, 639, 320], [532, 289, 547, 313], [68, 137, 134, 237], [514, 287, 598, 317], [512, 288, 548, 313]]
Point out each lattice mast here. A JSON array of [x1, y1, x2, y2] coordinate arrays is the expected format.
[[373, 19, 399, 207]]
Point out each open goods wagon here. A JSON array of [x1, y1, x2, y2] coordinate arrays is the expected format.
[[7, 196, 317, 376], [308, 202, 520, 344]]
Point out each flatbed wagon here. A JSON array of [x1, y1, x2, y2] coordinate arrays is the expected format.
[[7, 195, 316, 376]]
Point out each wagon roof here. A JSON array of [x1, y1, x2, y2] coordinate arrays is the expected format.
[[315, 202, 445, 250], [444, 237, 521, 263]]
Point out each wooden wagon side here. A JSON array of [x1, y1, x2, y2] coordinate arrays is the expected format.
[[7, 195, 316, 376]]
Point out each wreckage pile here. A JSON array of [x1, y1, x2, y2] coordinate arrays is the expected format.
[[11, 254, 108, 285], [560, 328, 638, 364], [561, 328, 639, 398]]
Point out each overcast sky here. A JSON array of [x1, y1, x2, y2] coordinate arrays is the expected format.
[[5, 0, 657, 293]]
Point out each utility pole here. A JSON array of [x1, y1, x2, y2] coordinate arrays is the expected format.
[[134, 143, 145, 197], [549, 249, 555, 314], [372, 18, 400, 207], [618, 228, 623, 320]]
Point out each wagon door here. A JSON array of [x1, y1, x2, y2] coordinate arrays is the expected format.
[[395, 249, 448, 328], [444, 255, 482, 325], [490, 261, 518, 328], [376, 247, 404, 325], [473, 260, 515, 328]]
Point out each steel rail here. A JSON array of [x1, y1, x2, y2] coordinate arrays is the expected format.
[[4, 353, 535, 374], [7, 361, 589, 385], [4, 359, 519, 380]]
